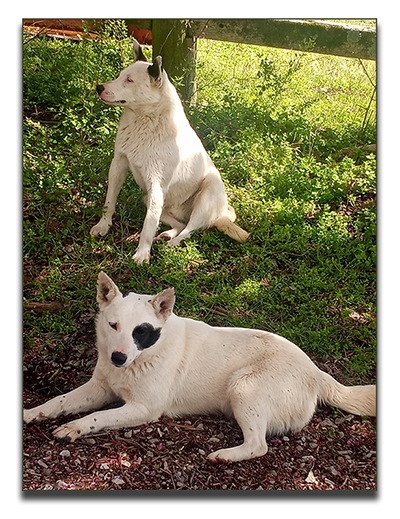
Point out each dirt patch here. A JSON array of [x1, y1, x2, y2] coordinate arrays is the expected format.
[[23, 321, 376, 491]]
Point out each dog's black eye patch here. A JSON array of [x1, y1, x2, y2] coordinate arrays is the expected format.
[[132, 323, 161, 350]]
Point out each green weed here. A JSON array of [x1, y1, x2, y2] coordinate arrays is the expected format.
[[23, 21, 376, 382]]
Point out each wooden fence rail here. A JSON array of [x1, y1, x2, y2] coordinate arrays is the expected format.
[[24, 19, 376, 101], [126, 19, 376, 101], [189, 19, 376, 60]]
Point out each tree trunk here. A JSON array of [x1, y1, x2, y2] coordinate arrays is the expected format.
[[151, 19, 197, 104]]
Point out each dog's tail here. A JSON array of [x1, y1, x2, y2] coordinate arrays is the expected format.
[[214, 215, 249, 242], [214, 207, 249, 243], [318, 371, 376, 416]]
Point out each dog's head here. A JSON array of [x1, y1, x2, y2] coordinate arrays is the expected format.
[[96, 40, 165, 108], [96, 272, 175, 368]]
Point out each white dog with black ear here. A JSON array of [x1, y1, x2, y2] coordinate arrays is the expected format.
[[24, 272, 376, 464], [91, 41, 249, 265]]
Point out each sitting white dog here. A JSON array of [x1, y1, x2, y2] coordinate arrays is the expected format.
[[91, 41, 248, 265], [24, 272, 376, 464]]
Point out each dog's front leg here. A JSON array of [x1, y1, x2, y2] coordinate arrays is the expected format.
[[133, 184, 164, 265], [23, 378, 114, 424], [53, 402, 156, 442], [91, 155, 129, 237]]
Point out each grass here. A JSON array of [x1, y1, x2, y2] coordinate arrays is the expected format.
[[23, 21, 376, 382]]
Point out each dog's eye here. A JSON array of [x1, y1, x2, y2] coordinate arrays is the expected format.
[[132, 323, 161, 350], [134, 325, 146, 335], [109, 322, 118, 330], [126, 76, 134, 83]]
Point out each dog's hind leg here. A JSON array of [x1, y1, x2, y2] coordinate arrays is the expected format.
[[167, 173, 223, 246], [207, 409, 268, 463], [168, 169, 248, 246], [208, 372, 268, 463], [91, 154, 129, 237], [154, 210, 186, 242]]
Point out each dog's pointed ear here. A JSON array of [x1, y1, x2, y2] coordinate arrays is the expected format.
[[97, 272, 122, 309], [147, 56, 163, 87], [132, 39, 148, 62], [150, 288, 175, 321]]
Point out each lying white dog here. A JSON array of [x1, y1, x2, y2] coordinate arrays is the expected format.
[[24, 272, 376, 463], [91, 41, 248, 265]]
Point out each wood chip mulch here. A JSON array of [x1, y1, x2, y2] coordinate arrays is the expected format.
[[23, 315, 376, 492]]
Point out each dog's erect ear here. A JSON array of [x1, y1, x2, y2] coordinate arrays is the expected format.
[[132, 39, 148, 62], [97, 272, 122, 309], [150, 288, 175, 321], [147, 56, 163, 87]]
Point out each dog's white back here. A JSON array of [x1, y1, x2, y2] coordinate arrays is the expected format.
[[24, 273, 375, 463], [91, 43, 248, 264]]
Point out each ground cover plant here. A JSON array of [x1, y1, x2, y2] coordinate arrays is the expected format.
[[23, 20, 376, 490]]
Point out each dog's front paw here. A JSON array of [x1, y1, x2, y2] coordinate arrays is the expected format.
[[91, 219, 111, 237], [132, 248, 150, 265], [53, 421, 84, 442], [23, 408, 44, 424]]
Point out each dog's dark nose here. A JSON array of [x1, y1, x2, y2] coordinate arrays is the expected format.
[[111, 351, 127, 367], [96, 84, 105, 95]]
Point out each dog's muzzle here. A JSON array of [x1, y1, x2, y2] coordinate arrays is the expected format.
[[111, 351, 127, 367]]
